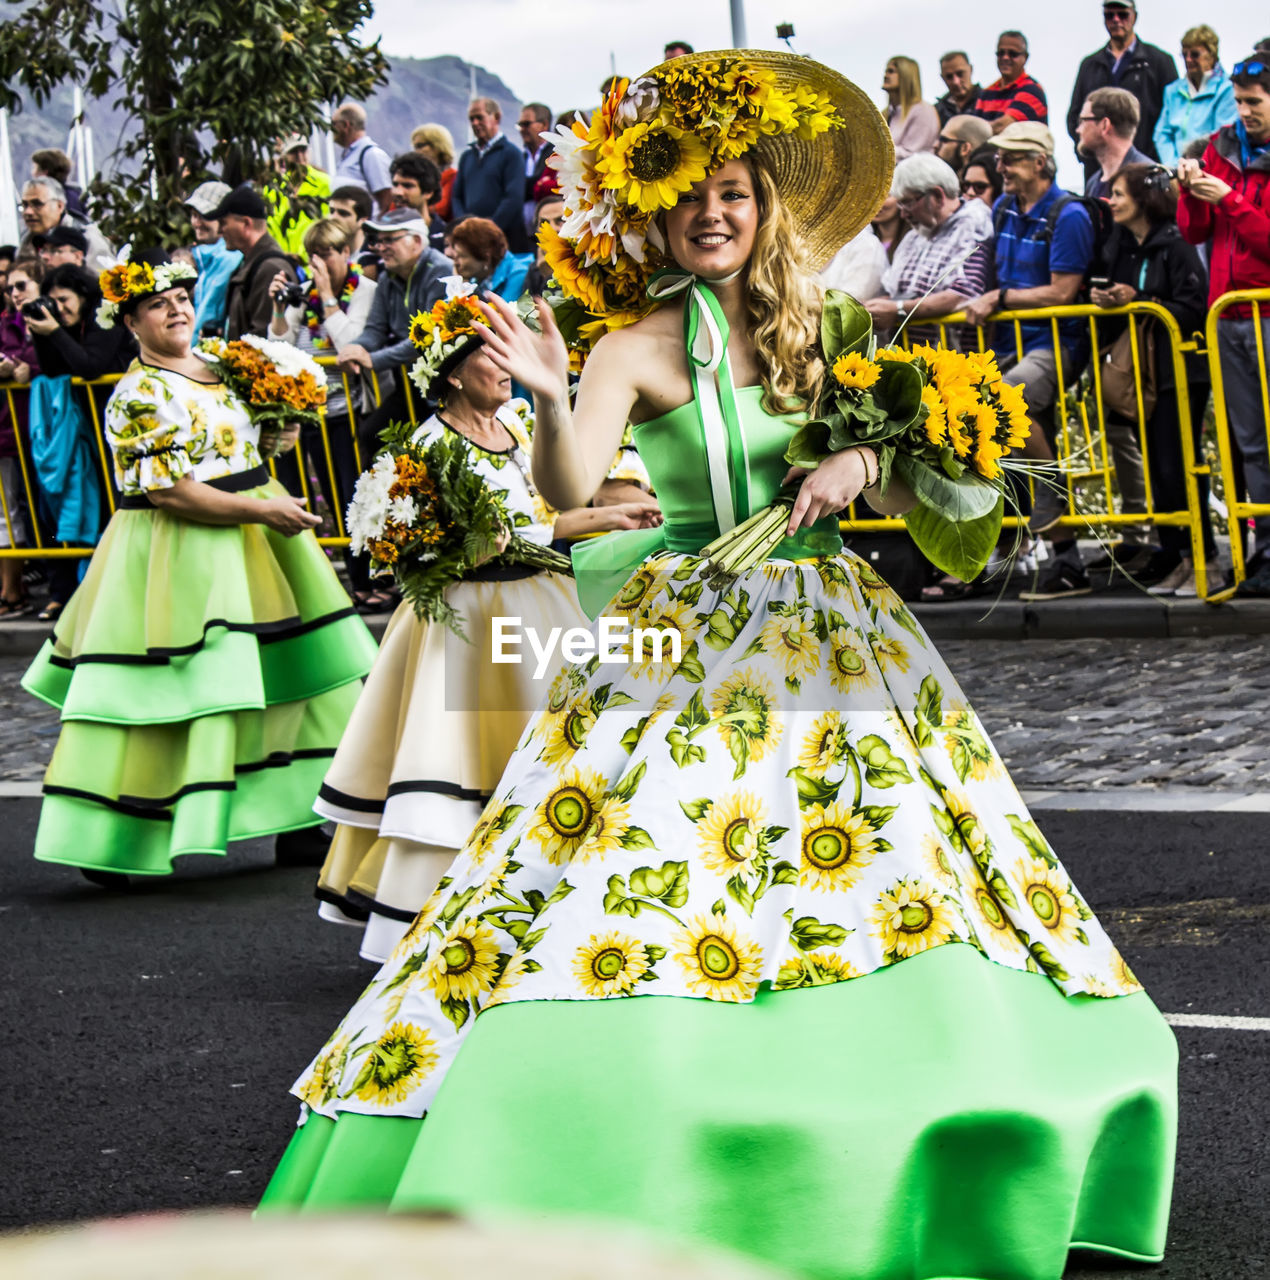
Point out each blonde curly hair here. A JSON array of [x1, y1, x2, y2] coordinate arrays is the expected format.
[[744, 151, 825, 415]]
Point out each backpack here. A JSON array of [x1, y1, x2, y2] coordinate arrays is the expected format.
[[993, 191, 1115, 297]]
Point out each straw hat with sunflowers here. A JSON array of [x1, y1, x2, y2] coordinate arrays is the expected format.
[[539, 50, 894, 355]]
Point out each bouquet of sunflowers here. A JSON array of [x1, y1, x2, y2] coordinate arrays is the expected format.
[[345, 426, 572, 639], [198, 335, 327, 457], [702, 293, 1032, 585]]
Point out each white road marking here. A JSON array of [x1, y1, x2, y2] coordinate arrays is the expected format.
[[1023, 789, 1270, 813], [1164, 1013, 1270, 1031], [0, 781, 42, 797]]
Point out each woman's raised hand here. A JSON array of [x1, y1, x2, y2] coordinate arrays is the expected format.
[[472, 293, 571, 402]]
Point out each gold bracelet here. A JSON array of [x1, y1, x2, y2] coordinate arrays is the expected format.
[[853, 446, 878, 488]]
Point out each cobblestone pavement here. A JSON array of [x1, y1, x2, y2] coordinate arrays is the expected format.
[[3, 636, 1270, 790]]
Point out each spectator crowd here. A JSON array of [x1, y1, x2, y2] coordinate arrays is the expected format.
[[2, 14, 1270, 616]]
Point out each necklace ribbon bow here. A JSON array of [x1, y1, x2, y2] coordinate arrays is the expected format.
[[646, 269, 751, 534]]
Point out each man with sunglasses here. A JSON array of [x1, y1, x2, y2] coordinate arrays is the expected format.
[[974, 31, 1049, 136], [937, 115, 992, 178], [1177, 56, 1270, 593], [1067, 0, 1177, 171]]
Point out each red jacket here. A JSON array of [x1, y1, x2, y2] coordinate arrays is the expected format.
[[1178, 125, 1270, 320]]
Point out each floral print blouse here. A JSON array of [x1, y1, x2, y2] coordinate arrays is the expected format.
[[104, 360, 262, 497]]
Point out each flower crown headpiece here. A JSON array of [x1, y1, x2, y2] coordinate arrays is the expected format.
[[539, 56, 844, 353], [406, 278, 487, 399], [97, 248, 195, 329]]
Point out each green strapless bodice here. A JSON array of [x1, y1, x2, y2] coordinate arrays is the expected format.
[[632, 385, 843, 559]]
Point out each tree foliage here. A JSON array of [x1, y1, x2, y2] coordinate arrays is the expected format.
[[0, 0, 388, 246]]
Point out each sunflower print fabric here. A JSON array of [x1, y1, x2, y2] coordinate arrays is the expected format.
[[294, 549, 1141, 1121], [104, 360, 261, 496], [433, 400, 650, 540]]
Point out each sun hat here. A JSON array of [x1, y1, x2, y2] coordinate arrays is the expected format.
[[540, 50, 894, 349], [97, 248, 198, 329], [989, 121, 1057, 156]]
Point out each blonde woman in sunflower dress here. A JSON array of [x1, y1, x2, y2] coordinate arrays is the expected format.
[[314, 329, 660, 963], [262, 56, 1177, 1280], [22, 250, 376, 883]]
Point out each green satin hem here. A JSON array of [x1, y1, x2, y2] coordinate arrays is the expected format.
[[260, 946, 1177, 1280], [22, 615, 376, 724]]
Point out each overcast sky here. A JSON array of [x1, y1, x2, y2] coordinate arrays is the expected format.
[[367, 0, 1266, 188]]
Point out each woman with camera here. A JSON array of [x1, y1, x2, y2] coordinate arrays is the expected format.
[[0, 260, 42, 615], [23, 262, 134, 620], [24, 263, 135, 379], [269, 216, 378, 606], [1091, 162, 1213, 596], [22, 249, 375, 885]]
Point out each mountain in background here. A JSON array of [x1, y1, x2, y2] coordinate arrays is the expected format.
[[3, 49, 524, 184]]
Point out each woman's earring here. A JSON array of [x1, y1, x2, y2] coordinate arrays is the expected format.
[[453, 379, 463, 390]]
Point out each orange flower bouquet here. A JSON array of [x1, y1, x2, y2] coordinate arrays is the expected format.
[[199, 335, 327, 457]]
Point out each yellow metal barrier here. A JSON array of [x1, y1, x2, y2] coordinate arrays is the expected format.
[[0, 357, 415, 560], [0, 308, 1233, 605], [1203, 288, 1270, 599]]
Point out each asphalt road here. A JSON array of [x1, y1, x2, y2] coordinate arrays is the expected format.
[[2, 799, 1267, 1278]]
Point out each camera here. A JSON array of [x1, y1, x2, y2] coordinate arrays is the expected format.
[[275, 280, 307, 309], [21, 296, 55, 321]]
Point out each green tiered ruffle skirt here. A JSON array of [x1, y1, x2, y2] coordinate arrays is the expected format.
[[262, 944, 1176, 1280], [22, 486, 378, 874]]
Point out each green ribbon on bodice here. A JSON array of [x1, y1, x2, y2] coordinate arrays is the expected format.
[[571, 270, 836, 617]]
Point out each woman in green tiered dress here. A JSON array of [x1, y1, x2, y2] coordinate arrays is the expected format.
[[22, 250, 377, 883], [261, 56, 1177, 1280]]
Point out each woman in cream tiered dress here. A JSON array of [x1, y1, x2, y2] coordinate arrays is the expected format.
[[314, 307, 658, 961]]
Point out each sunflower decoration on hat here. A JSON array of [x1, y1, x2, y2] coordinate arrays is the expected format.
[[406, 279, 489, 401], [97, 247, 198, 329], [539, 51, 895, 359]]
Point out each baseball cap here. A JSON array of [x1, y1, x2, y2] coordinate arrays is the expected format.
[[364, 208, 428, 238], [1103, 1, 1135, 11], [38, 224, 89, 253], [206, 182, 270, 221], [184, 180, 232, 216], [279, 134, 309, 154], [990, 121, 1056, 156]]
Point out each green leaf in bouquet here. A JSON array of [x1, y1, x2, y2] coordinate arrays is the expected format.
[[893, 454, 1002, 522], [836, 393, 889, 427], [873, 359, 925, 432], [784, 418, 834, 470], [905, 495, 1004, 583], [544, 293, 593, 348], [937, 446, 967, 480], [821, 290, 874, 362]]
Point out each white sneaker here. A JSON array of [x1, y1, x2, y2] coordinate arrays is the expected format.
[[1148, 560, 1193, 597], [1172, 564, 1199, 597]]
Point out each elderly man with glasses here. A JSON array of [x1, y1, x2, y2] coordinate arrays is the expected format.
[[974, 31, 1049, 136], [860, 153, 994, 346], [1067, 0, 1177, 169], [333, 207, 452, 458], [16, 177, 112, 269]]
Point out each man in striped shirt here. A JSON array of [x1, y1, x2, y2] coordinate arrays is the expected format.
[[976, 31, 1049, 135], [861, 154, 994, 350]]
